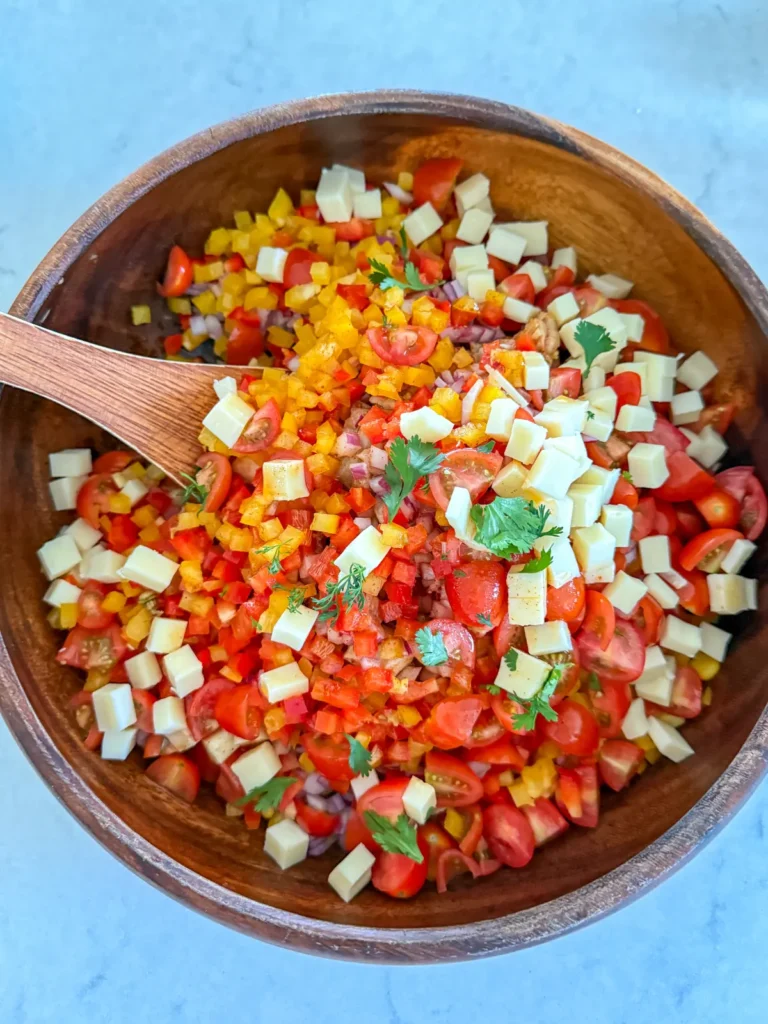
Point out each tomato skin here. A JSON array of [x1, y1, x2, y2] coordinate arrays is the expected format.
[[666, 665, 703, 719], [372, 845, 428, 899], [412, 157, 463, 211], [214, 684, 264, 740], [583, 590, 615, 651], [716, 467, 768, 541], [675, 565, 710, 615], [232, 397, 281, 453], [483, 804, 535, 868], [77, 583, 114, 629], [57, 623, 127, 671], [612, 298, 670, 354], [655, 452, 715, 502], [521, 797, 569, 847], [492, 619, 526, 659], [546, 576, 586, 623], [294, 799, 339, 837], [555, 764, 600, 827], [366, 325, 438, 366], [195, 452, 232, 513], [423, 696, 484, 750], [598, 740, 644, 792], [226, 321, 264, 364], [693, 488, 740, 529], [283, 247, 322, 287], [146, 753, 200, 803], [679, 528, 743, 572], [610, 476, 639, 510], [76, 473, 117, 528], [92, 451, 134, 474], [542, 698, 600, 756], [632, 496, 657, 542], [357, 777, 409, 821], [429, 448, 502, 511], [435, 849, 482, 892], [131, 689, 157, 732], [419, 822, 456, 881], [159, 245, 193, 298], [546, 366, 582, 400], [630, 594, 663, 646], [576, 620, 646, 684], [343, 810, 379, 854], [607, 371, 642, 411], [500, 273, 536, 304], [425, 751, 484, 807], [445, 561, 506, 632], [186, 677, 235, 741], [590, 680, 632, 738], [417, 618, 476, 669]]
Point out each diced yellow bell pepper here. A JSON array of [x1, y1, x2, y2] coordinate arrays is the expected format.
[[84, 667, 112, 692], [702, 686, 713, 706], [508, 781, 535, 807], [243, 286, 278, 311], [205, 227, 231, 256], [167, 296, 192, 315], [119, 581, 141, 598], [397, 705, 422, 728], [234, 210, 253, 231], [179, 591, 213, 616], [193, 260, 223, 284], [124, 606, 152, 643], [444, 808, 468, 841], [324, 493, 350, 515], [101, 591, 127, 614], [130, 305, 152, 326], [311, 513, 340, 534], [452, 347, 474, 369], [691, 652, 719, 681], [268, 188, 294, 224], [179, 560, 204, 592], [380, 523, 408, 549], [299, 752, 315, 773], [108, 493, 132, 515], [430, 387, 462, 424], [131, 505, 156, 528], [138, 524, 160, 544], [59, 603, 78, 629]]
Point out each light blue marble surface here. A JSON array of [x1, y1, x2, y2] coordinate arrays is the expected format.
[[2, 1, 768, 1019]]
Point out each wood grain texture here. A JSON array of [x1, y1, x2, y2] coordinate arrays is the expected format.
[[2, 91, 768, 963]]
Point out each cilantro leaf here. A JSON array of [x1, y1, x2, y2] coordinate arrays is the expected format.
[[476, 440, 496, 453], [511, 665, 570, 731], [179, 471, 208, 506], [368, 231, 442, 294], [485, 683, 502, 695], [452, 568, 467, 578], [345, 733, 372, 777], [236, 776, 297, 812], [363, 811, 423, 862], [415, 626, 449, 666], [575, 320, 615, 377], [367, 258, 403, 292], [470, 497, 563, 558], [403, 261, 439, 293], [587, 671, 603, 694], [521, 548, 554, 574], [383, 435, 444, 520], [398, 225, 408, 258], [477, 613, 493, 627], [622, 470, 633, 483], [503, 649, 519, 672], [586, 409, 595, 421], [312, 563, 366, 626]]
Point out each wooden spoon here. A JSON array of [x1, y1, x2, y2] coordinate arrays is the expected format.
[[0, 312, 250, 484]]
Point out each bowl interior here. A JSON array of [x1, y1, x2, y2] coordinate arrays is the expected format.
[[3, 108, 768, 939]]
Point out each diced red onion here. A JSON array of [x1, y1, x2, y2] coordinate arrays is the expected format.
[[189, 314, 207, 337], [467, 761, 492, 778], [308, 835, 338, 857], [353, 516, 373, 530], [204, 315, 223, 340], [462, 377, 484, 424], [400, 665, 422, 680], [347, 403, 369, 428], [431, 600, 453, 618], [231, 456, 258, 482], [399, 496, 417, 521], [326, 793, 348, 814], [383, 181, 413, 204], [303, 771, 330, 796], [401, 298, 414, 315], [369, 475, 391, 498], [442, 279, 466, 302], [367, 446, 389, 471], [334, 432, 364, 458], [360, 657, 382, 671], [440, 324, 504, 344], [349, 461, 369, 482]]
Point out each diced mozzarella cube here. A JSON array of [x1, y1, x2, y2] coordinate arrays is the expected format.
[[93, 683, 136, 733], [402, 776, 437, 825], [88, 549, 127, 583], [65, 517, 102, 553], [334, 526, 391, 577], [586, 273, 633, 299], [670, 389, 704, 426], [502, 296, 539, 323], [213, 376, 238, 401], [618, 312, 645, 343], [567, 483, 604, 528], [503, 221, 548, 256], [621, 697, 650, 740], [353, 188, 382, 219], [404, 201, 443, 246], [506, 568, 547, 626], [202, 392, 254, 448], [584, 306, 628, 347], [583, 365, 606, 392], [146, 617, 187, 654], [633, 351, 677, 400], [633, 350, 677, 375], [125, 650, 162, 690], [660, 616, 702, 657], [639, 644, 668, 681], [635, 669, 675, 707], [485, 399, 518, 442], [506, 419, 547, 465], [721, 538, 757, 575], [699, 622, 732, 662], [400, 406, 453, 443], [677, 351, 718, 391], [232, 742, 281, 793], [492, 460, 528, 497], [449, 243, 489, 277], [516, 260, 548, 293], [485, 366, 529, 406], [603, 570, 648, 615], [661, 568, 689, 591], [152, 695, 187, 736], [264, 819, 310, 870], [546, 291, 580, 327], [530, 494, 574, 542], [49, 475, 87, 511], [332, 164, 365, 194], [600, 503, 633, 547], [551, 246, 577, 274], [49, 448, 93, 478], [457, 207, 494, 244], [350, 770, 380, 802], [119, 545, 177, 593], [707, 573, 758, 614], [474, 195, 494, 215], [316, 167, 353, 223], [454, 173, 490, 214], [260, 661, 310, 703], [445, 485, 481, 548], [683, 425, 727, 470], [494, 647, 551, 698], [584, 409, 614, 442], [534, 396, 588, 437], [486, 226, 526, 264], [544, 434, 590, 474], [101, 728, 138, 761], [43, 578, 82, 607], [262, 458, 309, 502], [639, 535, 671, 574], [644, 573, 679, 609], [647, 717, 694, 763], [616, 404, 656, 432], [120, 477, 149, 508], [37, 535, 81, 580], [546, 538, 580, 588], [524, 620, 572, 657], [202, 728, 253, 765], [522, 351, 550, 390], [163, 644, 204, 698], [628, 443, 669, 489], [256, 246, 288, 283], [584, 562, 616, 584], [271, 605, 319, 652], [578, 465, 619, 503], [466, 268, 495, 302], [587, 386, 618, 419], [328, 843, 376, 903], [77, 543, 106, 581], [571, 523, 616, 573], [525, 448, 581, 499]]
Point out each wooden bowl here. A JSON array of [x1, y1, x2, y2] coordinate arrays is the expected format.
[[2, 91, 768, 963]]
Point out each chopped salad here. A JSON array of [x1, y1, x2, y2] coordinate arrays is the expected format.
[[40, 157, 765, 902]]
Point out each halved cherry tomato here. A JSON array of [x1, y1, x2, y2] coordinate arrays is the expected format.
[[632, 496, 657, 542], [435, 849, 482, 893], [76, 473, 117, 528], [294, 799, 340, 837], [145, 754, 200, 803], [613, 298, 670, 354], [500, 274, 535, 304], [546, 576, 586, 623], [655, 452, 715, 502], [303, 733, 356, 782], [334, 218, 374, 242], [366, 325, 438, 366], [131, 689, 156, 732], [232, 397, 281, 452], [635, 415, 690, 454], [610, 476, 639, 510], [226, 321, 264, 364], [521, 797, 569, 846], [357, 777, 409, 821], [576, 620, 646, 684], [630, 594, 663, 645], [170, 526, 211, 562], [106, 514, 138, 553], [159, 245, 193, 298], [77, 583, 114, 629], [482, 804, 535, 868], [419, 821, 456, 881], [679, 528, 743, 572], [343, 810, 379, 854], [572, 285, 608, 317], [694, 487, 741, 529], [92, 451, 135, 474], [583, 590, 616, 651], [186, 677, 235, 741], [214, 683, 264, 740], [555, 764, 599, 827], [195, 452, 232, 513], [542, 698, 600, 756], [585, 435, 631, 469], [416, 618, 476, 669], [490, 692, 533, 738], [598, 740, 644, 791], [445, 561, 506, 631], [412, 158, 463, 211], [716, 467, 768, 540], [667, 665, 703, 719], [465, 735, 526, 768], [590, 680, 631, 738], [607, 371, 642, 412], [653, 499, 678, 536], [372, 845, 428, 899], [423, 696, 484, 750], [675, 565, 710, 616], [425, 751, 483, 807], [57, 623, 127, 671], [429, 448, 502, 510], [283, 247, 322, 287], [492, 619, 526, 659]]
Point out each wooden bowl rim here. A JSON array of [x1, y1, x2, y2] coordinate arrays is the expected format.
[[4, 90, 768, 962]]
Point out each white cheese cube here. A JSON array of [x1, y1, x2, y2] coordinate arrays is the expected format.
[[721, 538, 757, 575], [635, 666, 675, 707], [603, 570, 648, 615], [486, 226, 527, 265], [492, 461, 528, 497], [485, 399, 518, 442], [494, 647, 551, 699], [232, 741, 281, 793], [474, 195, 494, 215], [616, 404, 656, 432], [163, 644, 204, 698], [167, 726, 197, 753], [101, 728, 138, 761], [587, 386, 618, 419], [503, 221, 548, 256], [119, 545, 178, 593], [262, 459, 309, 502], [506, 567, 547, 626], [37, 535, 81, 580], [93, 683, 136, 733], [260, 661, 310, 703], [647, 717, 694, 763], [660, 616, 702, 657], [77, 543, 106, 581], [677, 351, 718, 391], [255, 246, 288, 283], [638, 644, 668, 682], [457, 207, 494, 244], [466, 268, 495, 302], [43, 578, 82, 607], [670, 389, 704, 426], [152, 696, 187, 736], [125, 650, 162, 690], [628, 443, 669, 489], [707, 573, 758, 614], [316, 167, 353, 223], [213, 375, 238, 401], [350, 769, 380, 802], [584, 409, 614, 442], [646, 364, 675, 402], [65, 517, 102, 553], [551, 246, 577, 274], [534, 396, 588, 437], [49, 475, 87, 511], [516, 260, 548, 293], [400, 406, 454, 443], [332, 164, 365, 194], [146, 617, 186, 654], [120, 477, 149, 508], [88, 549, 127, 584], [546, 538, 580, 588], [529, 494, 574, 542], [618, 312, 645, 343], [584, 563, 616, 584], [402, 776, 437, 825], [621, 698, 649, 740], [202, 392, 254, 448], [505, 419, 547, 465], [353, 188, 382, 219], [404, 202, 443, 246], [522, 351, 550, 390], [600, 503, 633, 548], [49, 448, 92, 478], [586, 273, 633, 299], [567, 483, 604, 528], [583, 365, 606, 392], [502, 296, 539, 323], [547, 291, 580, 327], [633, 351, 678, 376], [524, 620, 572, 657], [683, 425, 727, 470], [578, 465, 619, 503], [328, 843, 376, 903], [449, 243, 488, 277], [638, 396, 654, 410], [699, 622, 732, 662], [454, 173, 490, 213], [644, 573, 679, 609], [572, 523, 616, 573], [334, 525, 391, 577], [264, 819, 309, 870], [639, 535, 671, 574], [525, 448, 581, 499], [271, 605, 319, 652], [112, 471, 128, 488], [202, 728, 253, 765]]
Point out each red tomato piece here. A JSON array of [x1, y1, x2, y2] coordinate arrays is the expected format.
[[608, 371, 642, 412], [576, 620, 646, 684], [77, 583, 114, 629], [343, 810, 379, 854], [521, 797, 569, 847], [372, 847, 428, 899], [146, 754, 200, 803], [612, 298, 671, 353], [583, 590, 616, 651], [655, 452, 715, 502], [186, 677, 235, 741], [667, 665, 703, 719], [159, 245, 193, 298], [423, 696, 484, 750], [283, 248, 322, 287], [675, 565, 711, 616], [214, 684, 264, 740], [429, 448, 502, 511], [294, 799, 340, 837], [572, 286, 608, 317], [334, 218, 374, 242], [590, 680, 632, 738], [131, 689, 156, 732], [546, 576, 586, 623], [107, 514, 138, 553], [679, 528, 743, 572], [598, 740, 644, 792], [232, 397, 281, 452], [632, 496, 657, 542], [170, 526, 211, 562], [357, 777, 409, 821], [425, 751, 484, 807], [418, 822, 456, 881], [500, 274, 536, 304], [555, 764, 600, 827], [482, 804, 535, 868], [76, 473, 117, 528], [694, 488, 741, 529], [226, 321, 264, 365], [542, 698, 600, 755], [547, 366, 582, 400], [435, 849, 482, 893], [630, 594, 663, 646], [417, 618, 476, 669], [366, 325, 438, 366], [716, 467, 768, 540], [412, 158, 463, 211], [303, 733, 356, 782], [57, 623, 127, 671], [445, 561, 506, 632], [195, 452, 232, 513], [92, 451, 135, 474], [492, 619, 526, 659], [610, 476, 639, 510], [634, 414, 690, 454]]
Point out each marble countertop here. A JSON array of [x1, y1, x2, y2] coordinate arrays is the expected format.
[[2, 1, 767, 1020]]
